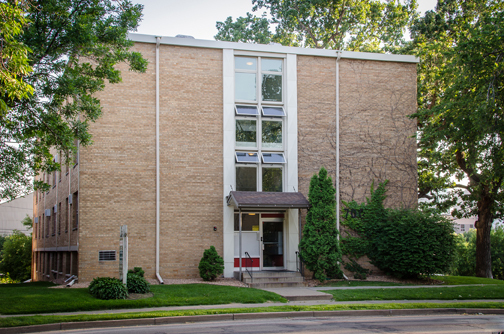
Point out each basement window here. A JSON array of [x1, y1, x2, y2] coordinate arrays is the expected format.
[[98, 250, 116, 261]]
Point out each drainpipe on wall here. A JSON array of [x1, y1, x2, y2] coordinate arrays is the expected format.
[[336, 51, 341, 233], [155, 36, 164, 284]]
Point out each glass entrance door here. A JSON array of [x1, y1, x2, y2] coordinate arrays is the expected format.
[[262, 221, 283, 269]]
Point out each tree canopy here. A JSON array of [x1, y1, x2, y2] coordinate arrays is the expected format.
[[215, 0, 418, 52], [0, 0, 147, 201], [412, 0, 504, 277]]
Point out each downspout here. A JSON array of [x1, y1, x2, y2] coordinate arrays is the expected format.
[[239, 208, 242, 280], [336, 51, 341, 233], [155, 36, 164, 284]]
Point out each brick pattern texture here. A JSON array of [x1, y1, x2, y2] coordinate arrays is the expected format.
[[297, 55, 417, 276], [78, 43, 223, 281]]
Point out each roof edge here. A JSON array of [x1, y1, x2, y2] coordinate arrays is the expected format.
[[128, 33, 419, 64]]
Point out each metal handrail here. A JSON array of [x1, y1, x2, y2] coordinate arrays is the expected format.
[[244, 252, 253, 284], [296, 251, 304, 276]]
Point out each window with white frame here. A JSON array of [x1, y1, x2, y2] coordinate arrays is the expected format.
[[234, 55, 285, 192]]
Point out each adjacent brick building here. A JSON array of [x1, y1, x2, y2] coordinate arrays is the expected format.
[[32, 34, 417, 282]]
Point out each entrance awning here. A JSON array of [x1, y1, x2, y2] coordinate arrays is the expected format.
[[227, 191, 309, 209]]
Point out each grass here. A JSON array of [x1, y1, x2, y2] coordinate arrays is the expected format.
[[1, 301, 503, 328], [0, 282, 286, 315], [322, 285, 504, 301], [429, 276, 504, 285], [320, 281, 411, 287]]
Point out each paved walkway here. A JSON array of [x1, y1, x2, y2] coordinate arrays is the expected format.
[[313, 284, 486, 290]]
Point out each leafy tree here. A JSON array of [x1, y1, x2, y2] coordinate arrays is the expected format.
[[0, 0, 147, 201], [0, 0, 33, 113], [0, 230, 31, 281], [412, 0, 504, 277], [215, 0, 418, 52], [0, 235, 6, 262], [299, 167, 343, 282], [21, 214, 32, 231]]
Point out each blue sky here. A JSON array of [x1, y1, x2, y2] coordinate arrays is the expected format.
[[133, 0, 438, 41]]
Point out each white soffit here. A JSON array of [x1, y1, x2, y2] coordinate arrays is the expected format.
[[129, 33, 419, 64]]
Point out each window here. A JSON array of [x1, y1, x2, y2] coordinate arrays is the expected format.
[[236, 166, 257, 191], [234, 55, 285, 192], [72, 191, 79, 230], [52, 208, 56, 236], [262, 120, 282, 149], [65, 197, 69, 233], [236, 119, 257, 148], [58, 202, 61, 235], [73, 139, 79, 167], [235, 105, 259, 116], [263, 167, 283, 192], [234, 213, 259, 231], [235, 152, 259, 163]]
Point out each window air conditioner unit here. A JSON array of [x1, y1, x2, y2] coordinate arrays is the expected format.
[[45, 209, 51, 216], [53, 205, 57, 213], [69, 195, 72, 204]]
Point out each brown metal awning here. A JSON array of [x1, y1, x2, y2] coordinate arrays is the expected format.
[[227, 191, 309, 209]]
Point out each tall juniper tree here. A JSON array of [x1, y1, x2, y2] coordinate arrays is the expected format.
[[299, 167, 343, 282]]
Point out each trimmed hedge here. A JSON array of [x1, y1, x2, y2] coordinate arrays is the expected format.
[[88, 277, 128, 300]]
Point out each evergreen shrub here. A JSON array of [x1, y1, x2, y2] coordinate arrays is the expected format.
[[127, 272, 150, 293], [198, 246, 224, 281], [299, 167, 343, 282], [88, 277, 128, 300]]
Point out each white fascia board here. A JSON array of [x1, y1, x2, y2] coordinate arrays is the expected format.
[[128, 33, 419, 64]]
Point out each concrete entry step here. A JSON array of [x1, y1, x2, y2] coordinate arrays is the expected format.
[[243, 276, 304, 284], [239, 270, 307, 289], [261, 287, 333, 301]]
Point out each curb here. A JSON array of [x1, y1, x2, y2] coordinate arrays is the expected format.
[[2, 308, 504, 334]]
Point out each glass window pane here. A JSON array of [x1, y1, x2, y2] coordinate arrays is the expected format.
[[236, 167, 257, 192], [236, 120, 257, 147], [262, 153, 285, 164], [262, 106, 285, 117], [262, 168, 282, 192], [262, 74, 282, 102], [236, 105, 258, 116], [261, 58, 282, 72], [234, 213, 260, 231], [235, 57, 257, 71], [236, 152, 259, 163], [236, 73, 256, 101], [262, 120, 282, 149]]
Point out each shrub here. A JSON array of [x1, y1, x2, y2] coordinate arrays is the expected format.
[[128, 267, 145, 277], [198, 246, 224, 281], [299, 167, 343, 282], [341, 181, 456, 279], [88, 277, 128, 300], [344, 259, 371, 280], [0, 231, 31, 281], [370, 208, 455, 278], [127, 272, 150, 293]]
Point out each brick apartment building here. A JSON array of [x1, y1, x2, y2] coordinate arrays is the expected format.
[[32, 34, 418, 283]]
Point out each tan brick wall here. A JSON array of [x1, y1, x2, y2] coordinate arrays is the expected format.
[[339, 59, 417, 208], [297, 55, 417, 277], [32, 150, 79, 281], [78, 43, 223, 281], [158, 45, 223, 278]]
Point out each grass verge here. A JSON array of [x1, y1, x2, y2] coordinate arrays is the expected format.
[[322, 285, 504, 301], [429, 276, 504, 285], [0, 282, 285, 315], [1, 302, 503, 328], [320, 281, 411, 287]]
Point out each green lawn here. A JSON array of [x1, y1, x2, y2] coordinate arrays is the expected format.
[[2, 301, 504, 328], [429, 276, 504, 285], [321, 281, 411, 287], [322, 285, 504, 301], [0, 282, 285, 315]]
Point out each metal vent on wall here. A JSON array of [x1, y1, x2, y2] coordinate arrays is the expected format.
[[98, 250, 116, 261]]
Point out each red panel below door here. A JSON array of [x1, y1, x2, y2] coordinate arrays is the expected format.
[[234, 258, 260, 267]]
